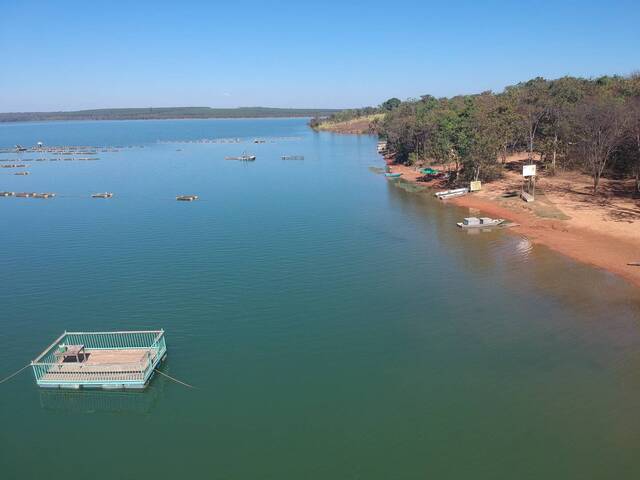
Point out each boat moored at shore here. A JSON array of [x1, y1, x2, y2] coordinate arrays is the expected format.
[[457, 217, 505, 228], [435, 187, 469, 200]]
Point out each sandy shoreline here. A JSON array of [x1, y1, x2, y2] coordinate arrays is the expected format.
[[386, 160, 640, 290]]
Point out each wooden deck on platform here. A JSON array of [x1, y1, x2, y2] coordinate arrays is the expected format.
[[39, 348, 154, 383]]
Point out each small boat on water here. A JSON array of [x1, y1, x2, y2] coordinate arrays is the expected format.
[[92, 192, 113, 198], [225, 152, 256, 161], [385, 172, 402, 178], [0, 191, 15, 197], [457, 217, 505, 228], [176, 195, 198, 201]]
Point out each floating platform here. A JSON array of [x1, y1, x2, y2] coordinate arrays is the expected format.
[[176, 195, 198, 201], [31, 330, 167, 390]]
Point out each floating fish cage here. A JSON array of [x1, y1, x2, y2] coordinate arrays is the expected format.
[[31, 330, 167, 390]]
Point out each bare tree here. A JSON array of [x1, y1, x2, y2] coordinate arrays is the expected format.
[[571, 96, 626, 194], [626, 97, 640, 193], [510, 78, 549, 162]]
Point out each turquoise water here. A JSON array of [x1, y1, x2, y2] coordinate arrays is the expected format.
[[1, 119, 639, 479]]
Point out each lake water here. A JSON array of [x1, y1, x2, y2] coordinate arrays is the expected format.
[[1, 118, 639, 479]]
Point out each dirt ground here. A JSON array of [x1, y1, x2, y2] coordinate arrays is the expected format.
[[387, 154, 640, 289]]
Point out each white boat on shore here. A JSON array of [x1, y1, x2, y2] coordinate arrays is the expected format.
[[435, 187, 469, 200], [457, 217, 505, 228]]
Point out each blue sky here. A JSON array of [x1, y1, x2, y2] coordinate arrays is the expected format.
[[0, 0, 638, 111]]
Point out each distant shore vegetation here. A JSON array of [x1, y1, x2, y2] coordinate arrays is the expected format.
[[315, 74, 640, 194], [0, 107, 341, 123]]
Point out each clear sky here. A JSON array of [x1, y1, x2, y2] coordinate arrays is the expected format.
[[1, 0, 638, 111]]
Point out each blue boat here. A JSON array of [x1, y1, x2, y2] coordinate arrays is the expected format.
[[384, 172, 402, 178]]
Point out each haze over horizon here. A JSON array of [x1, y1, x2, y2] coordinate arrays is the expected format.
[[1, 0, 638, 112]]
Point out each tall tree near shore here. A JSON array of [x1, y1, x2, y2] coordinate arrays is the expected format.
[[380, 101, 418, 163], [510, 77, 550, 162], [571, 95, 626, 194], [493, 92, 520, 164], [464, 92, 502, 180], [540, 77, 588, 173], [626, 96, 640, 192]]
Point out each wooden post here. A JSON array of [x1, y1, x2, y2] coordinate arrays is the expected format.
[[532, 175, 536, 199]]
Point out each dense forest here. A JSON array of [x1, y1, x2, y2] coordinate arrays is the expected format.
[[0, 106, 340, 123], [323, 75, 640, 194]]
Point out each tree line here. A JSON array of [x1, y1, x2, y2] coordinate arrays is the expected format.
[[0, 107, 341, 123], [362, 75, 640, 194]]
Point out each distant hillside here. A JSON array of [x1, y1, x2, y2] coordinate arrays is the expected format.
[[311, 114, 384, 134], [0, 107, 341, 123]]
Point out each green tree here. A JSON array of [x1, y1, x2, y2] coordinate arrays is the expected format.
[[540, 77, 587, 173], [381, 98, 402, 111]]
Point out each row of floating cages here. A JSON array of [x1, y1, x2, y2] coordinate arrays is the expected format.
[[1, 192, 114, 198], [1, 192, 56, 198], [31, 330, 167, 390]]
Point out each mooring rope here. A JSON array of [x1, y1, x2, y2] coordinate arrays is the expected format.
[[0, 363, 31, 385], [154, 368, 196, 389]]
